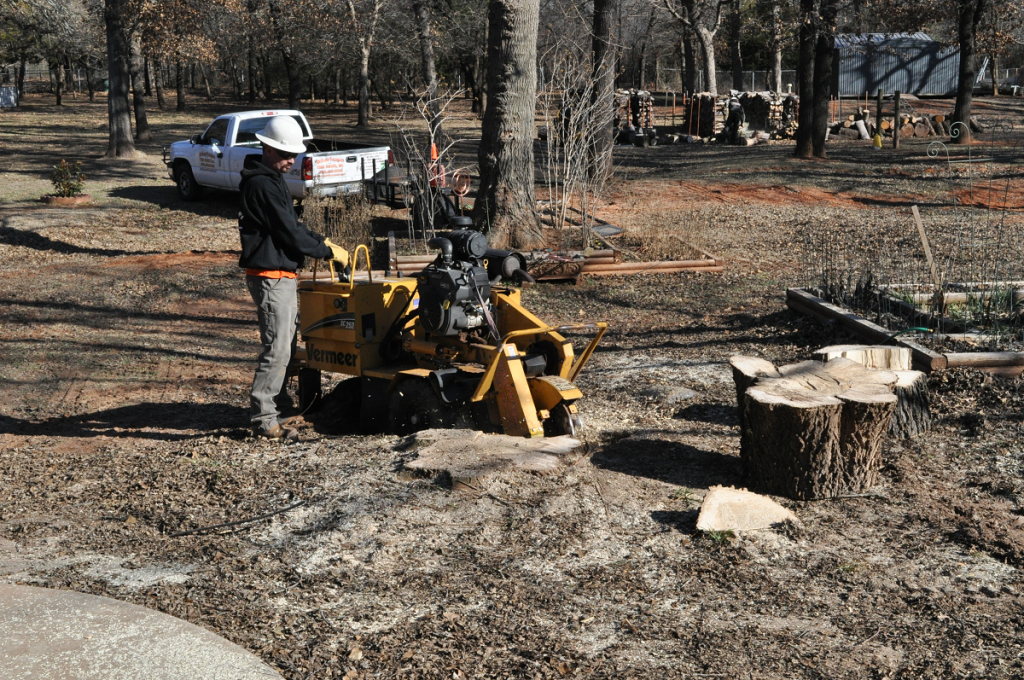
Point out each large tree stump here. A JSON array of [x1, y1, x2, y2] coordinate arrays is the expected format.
[[889, 370, 931, 438], [733, 356, 898, 500]]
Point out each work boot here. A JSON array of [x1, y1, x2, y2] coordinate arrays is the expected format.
[[280, 414, 308, 429], [256, 424, 299, 441]]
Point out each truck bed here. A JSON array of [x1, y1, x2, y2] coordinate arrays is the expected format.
[[305, 139, 386, 154]]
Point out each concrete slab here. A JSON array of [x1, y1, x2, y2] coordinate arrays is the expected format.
[[0, 584, 281, 680]]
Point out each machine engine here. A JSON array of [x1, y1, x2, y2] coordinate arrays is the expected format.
[[417, 230, 527, 337]]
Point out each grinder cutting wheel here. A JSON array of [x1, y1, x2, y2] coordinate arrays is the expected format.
[[294, 230, 606, 438]]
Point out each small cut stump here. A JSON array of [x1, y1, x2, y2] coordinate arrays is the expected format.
[[731, 356, 898, 500]]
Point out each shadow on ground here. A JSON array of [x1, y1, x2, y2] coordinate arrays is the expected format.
[[109, 186, 239, 217], [0, 402, 248, 441], [591, 436, 742, 489]]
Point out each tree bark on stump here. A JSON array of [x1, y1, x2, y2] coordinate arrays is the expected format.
[[733, 356, 898, 499], [744, 385, 844, 500], [837, 384, 896, 491], [889, 370, 930, 438]]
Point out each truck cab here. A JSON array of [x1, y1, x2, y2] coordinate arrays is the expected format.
[[165, 110, 389, 201]]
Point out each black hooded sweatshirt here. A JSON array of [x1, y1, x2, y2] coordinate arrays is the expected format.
[[238, 155, 331, 272]]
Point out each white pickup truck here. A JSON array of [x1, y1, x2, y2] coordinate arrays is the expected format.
[[164, 110, 390, 201]]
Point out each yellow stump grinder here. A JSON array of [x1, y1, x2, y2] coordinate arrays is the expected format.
[[293, 229, 606, 437]]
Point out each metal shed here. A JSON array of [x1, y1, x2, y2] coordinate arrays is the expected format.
[[833, 33, 960, 97]]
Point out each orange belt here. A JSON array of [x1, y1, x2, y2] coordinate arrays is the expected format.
[[246, 268, 297, 279]]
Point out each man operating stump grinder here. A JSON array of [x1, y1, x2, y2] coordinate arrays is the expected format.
[[238, 115, 349, 440]]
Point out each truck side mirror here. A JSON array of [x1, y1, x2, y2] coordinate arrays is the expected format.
[[190, 134, 202, 144]]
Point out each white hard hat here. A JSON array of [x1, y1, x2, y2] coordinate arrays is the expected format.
[[255, 116, 306, 154]]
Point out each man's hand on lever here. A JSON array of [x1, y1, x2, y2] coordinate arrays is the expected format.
[[323, 239, 349, 267]]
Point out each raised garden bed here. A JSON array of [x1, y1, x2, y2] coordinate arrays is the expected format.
[[787, 288, 1024, 376]]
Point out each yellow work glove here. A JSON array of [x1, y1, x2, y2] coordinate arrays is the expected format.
[[323, 238, 349, 267]]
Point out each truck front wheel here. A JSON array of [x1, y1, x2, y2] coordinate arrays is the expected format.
[[174, 164, 204, 201]]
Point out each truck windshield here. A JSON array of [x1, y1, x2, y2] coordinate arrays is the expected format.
[[234, 115, 311, 147]]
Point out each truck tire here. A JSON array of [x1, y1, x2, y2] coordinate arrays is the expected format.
[[174, 163, 204, 201]]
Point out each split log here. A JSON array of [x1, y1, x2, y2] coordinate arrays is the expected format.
[[900, 123, 916, 139], [889, 370, 930, 438], [914, 122, 930, 138], [734, 356, 898, 500], [880, 119, 892, 131], [944, 351, 1024, 368], [933, 114, 945, 124], [854, 119, 870, 140], [812, 344, 911, 371]]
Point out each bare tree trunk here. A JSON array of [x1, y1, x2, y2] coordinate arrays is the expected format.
[[130, 38, 153, 141], [473, 0, 543, 249], [199, 63, 213, 100], [261, 53, 274, 101], [176, 60, 186, 111], [412, 0, 442, 140], [54, 63, 63, 106], [279, 49, 301, 109], [66, 59, 76, 97], [333, 66, 341, 104], [105, 0, 135, 157], [247, 44, 257, 104], [730, 0, 743, 91], [477, 19, 488, 116], [682, 29, 696, 94], [696, 26, 717, 95], [357, 43, 371, 126], [794, 0, 815, 158], [591, 0, 617, 181], [811, 0, 835, 158], [770, 0, 782, 93], [951, 0, 988, 143], [85, 60, 96, 102], [17, 57, 26, 98], [154, 59, 165, 108], [143, 57, 152, 96]]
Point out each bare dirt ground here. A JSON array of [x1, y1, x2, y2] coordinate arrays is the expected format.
[[2, 93, 1024, 679]]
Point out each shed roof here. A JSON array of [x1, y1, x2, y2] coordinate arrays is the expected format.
[[834, 33, 937, 49]]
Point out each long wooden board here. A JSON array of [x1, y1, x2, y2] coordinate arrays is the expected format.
[[786, 289, 947, 372]]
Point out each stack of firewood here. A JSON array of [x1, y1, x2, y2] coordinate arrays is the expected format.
[[738, 92, 784, 131], [692, 93, 726, 138]]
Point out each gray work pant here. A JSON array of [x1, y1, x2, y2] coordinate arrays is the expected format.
[[247, 275, 298, 432]]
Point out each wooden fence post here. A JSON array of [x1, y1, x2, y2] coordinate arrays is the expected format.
[[893, 90, 901, 149]]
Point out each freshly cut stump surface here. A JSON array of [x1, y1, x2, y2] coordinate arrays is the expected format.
[[404, 429, 580, 487], [812, 344, 911, 371], [0, 584, 282, 680]]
